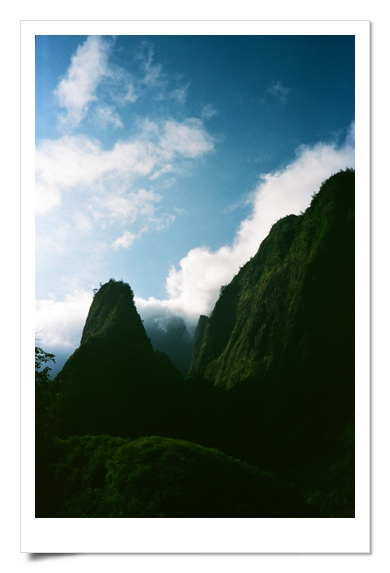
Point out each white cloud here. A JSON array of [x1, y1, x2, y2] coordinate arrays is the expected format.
[[159, 118, 215, 159], [52, 36, 191, 135], [55, 36, 112, 128], [36, 119, 214, 217], [94, 105, 124, 129], [113, 230, 137, 249], [149, 164, 174, 180], [234, 139, 355, 259], [35, 182, 62, 216], [35, 290, 93, 350], [137, 131, 355, 324]]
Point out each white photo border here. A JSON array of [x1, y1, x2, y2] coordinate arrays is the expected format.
[[21, 19, 371, 554]]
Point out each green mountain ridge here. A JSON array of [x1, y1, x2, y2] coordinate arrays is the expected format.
[[186, 170, 355, 491], [193, 169, 354, 392]]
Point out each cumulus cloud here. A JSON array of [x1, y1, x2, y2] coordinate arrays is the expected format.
[[137, 131, 355, 324], [35, 290, 93, 351], [55, 36, 112, 128]]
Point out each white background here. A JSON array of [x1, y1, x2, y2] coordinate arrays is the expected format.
[[20, 18, 370, 554], [2, 0, 388, 571]]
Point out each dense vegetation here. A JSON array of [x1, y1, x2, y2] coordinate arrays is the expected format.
[[36, 170, 355, 518], [37, 435, 315, 518]]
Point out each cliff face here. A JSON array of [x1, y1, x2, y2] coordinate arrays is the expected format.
[[54, 279, 182, 437], [188, 170, 355, 472], [193, 170, 355, 394]]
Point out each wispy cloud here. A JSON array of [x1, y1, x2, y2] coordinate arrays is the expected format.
[[53, 36, 191, 133], [201, 104, 218, 121], [135, 41, 190, 103], [261, 80, 291, 106], [36, 118, 214, 217], [54, 36, 113, 129], [102, 189, 161, 222], [112, 209, 177, 250], [93, 105, 124, 129], [137, 42, 163, 87]]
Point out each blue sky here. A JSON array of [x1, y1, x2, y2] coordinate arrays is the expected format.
[[35, 34, 355, 357]]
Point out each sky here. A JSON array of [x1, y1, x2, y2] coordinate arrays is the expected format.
[[35, 34, 355, 362]]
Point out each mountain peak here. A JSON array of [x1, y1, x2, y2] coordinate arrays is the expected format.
[[80, 279, 153, 357]]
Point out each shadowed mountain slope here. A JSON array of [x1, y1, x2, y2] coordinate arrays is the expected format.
[[190, 170, 355, 480], [193, 169, 355, 394], [52, 279, 183, 438]]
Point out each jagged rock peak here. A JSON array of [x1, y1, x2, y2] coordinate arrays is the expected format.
[[80, 279, 152, 355]]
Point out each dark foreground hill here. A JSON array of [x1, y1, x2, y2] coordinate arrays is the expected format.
[[36, 169, 355, 518], [39, 435, 315, 518]]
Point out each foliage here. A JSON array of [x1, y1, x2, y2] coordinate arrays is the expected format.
[[35, 346, 57, 436], [35, 346, 55, 384], [39, 435, 314, 518]]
